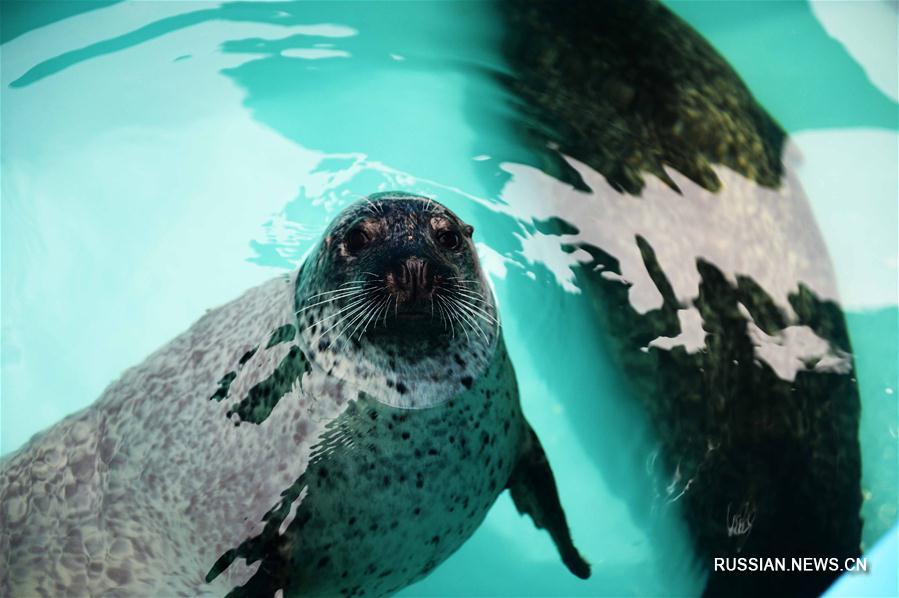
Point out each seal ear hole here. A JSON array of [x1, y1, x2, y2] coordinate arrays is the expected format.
[[346, 228, 371, 252], [463, 224, 474, 238]]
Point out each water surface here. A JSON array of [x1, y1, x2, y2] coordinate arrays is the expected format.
[[1, 1, 895, 595]]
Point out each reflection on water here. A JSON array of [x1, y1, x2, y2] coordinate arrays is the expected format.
[[1, 0, 896, 596]]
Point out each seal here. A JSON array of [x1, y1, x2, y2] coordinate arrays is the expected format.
[[0, 192, 589, 597], [499, 1, 862, 596]]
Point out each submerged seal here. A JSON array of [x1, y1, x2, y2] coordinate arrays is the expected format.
[[500, 1, 862, 596], [0, 192, 589, 596]]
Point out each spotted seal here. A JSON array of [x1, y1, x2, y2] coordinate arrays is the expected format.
[[0, 192, 589, 596], [499, 1, 862, 596]]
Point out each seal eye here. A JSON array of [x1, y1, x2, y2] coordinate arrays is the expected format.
[[436, 230, 462, 250], [346, 228, 370, 252]]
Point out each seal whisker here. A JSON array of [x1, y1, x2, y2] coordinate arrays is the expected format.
[[324, 312, 367, 351], [446, 286, 490, 307], [384, 295, 399, 328], [437, 295, 469, 342], [381, 295, 395, 328], [298, 288, 368, 313], [362, 197, 381, 216], [358, 297, 390, 339], [434, 294, 457, 339], [436, 297, 448, 330], [348, 296, 387, 341], [343, 302, 374, 342], [316, 282, 370, 294], [465, 305, 498, 335], [444, 284, 490, 305], [447, 287, 488, 303], [456, 309, 485, 342], [304, 286, 365, 302], [319, 292, 378, 341], [446, 279, 482, 289], [365, 297, 390, 334], [445, 293, 499, 326], [335, 308, 371, 346], [333, 296, 379, 345], [306, 283, 367, 298], [450, 300, 489, 342], [303, 289, 365, 309], [448, 278, 483, 288], [454, 302, 499, 331], [453, 307, 474, 343], [307, 293, 376, 328], [310, 294, 374, 330], [454, 297, 492, 316], [452, 286, 481, 296]]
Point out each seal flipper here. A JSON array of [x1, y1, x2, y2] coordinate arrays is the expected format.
[[507, 423, 591, 579]]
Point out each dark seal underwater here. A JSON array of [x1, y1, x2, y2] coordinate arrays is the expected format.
[[498, 0, 862, 596]]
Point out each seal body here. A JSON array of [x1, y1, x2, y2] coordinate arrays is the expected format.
[[500, 1, 862, 596], [1, 193, 587, 597], [228, 340, 525, 597]]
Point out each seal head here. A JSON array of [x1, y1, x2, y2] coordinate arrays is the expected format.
[[295, 191, 499, 408]]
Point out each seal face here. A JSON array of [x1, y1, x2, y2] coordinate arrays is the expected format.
[[1, 192, 588, 597], [296, 191, 499, 409]]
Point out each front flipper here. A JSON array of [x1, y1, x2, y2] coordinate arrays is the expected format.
[[508, 423, 591, 579]]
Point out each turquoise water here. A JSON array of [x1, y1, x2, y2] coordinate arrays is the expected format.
[[1, 1, 896, 596]]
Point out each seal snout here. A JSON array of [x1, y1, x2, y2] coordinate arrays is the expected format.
[[390, 256, 436, 313]]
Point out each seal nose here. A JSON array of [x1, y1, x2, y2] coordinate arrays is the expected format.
[[394, 257, 433, 301]]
